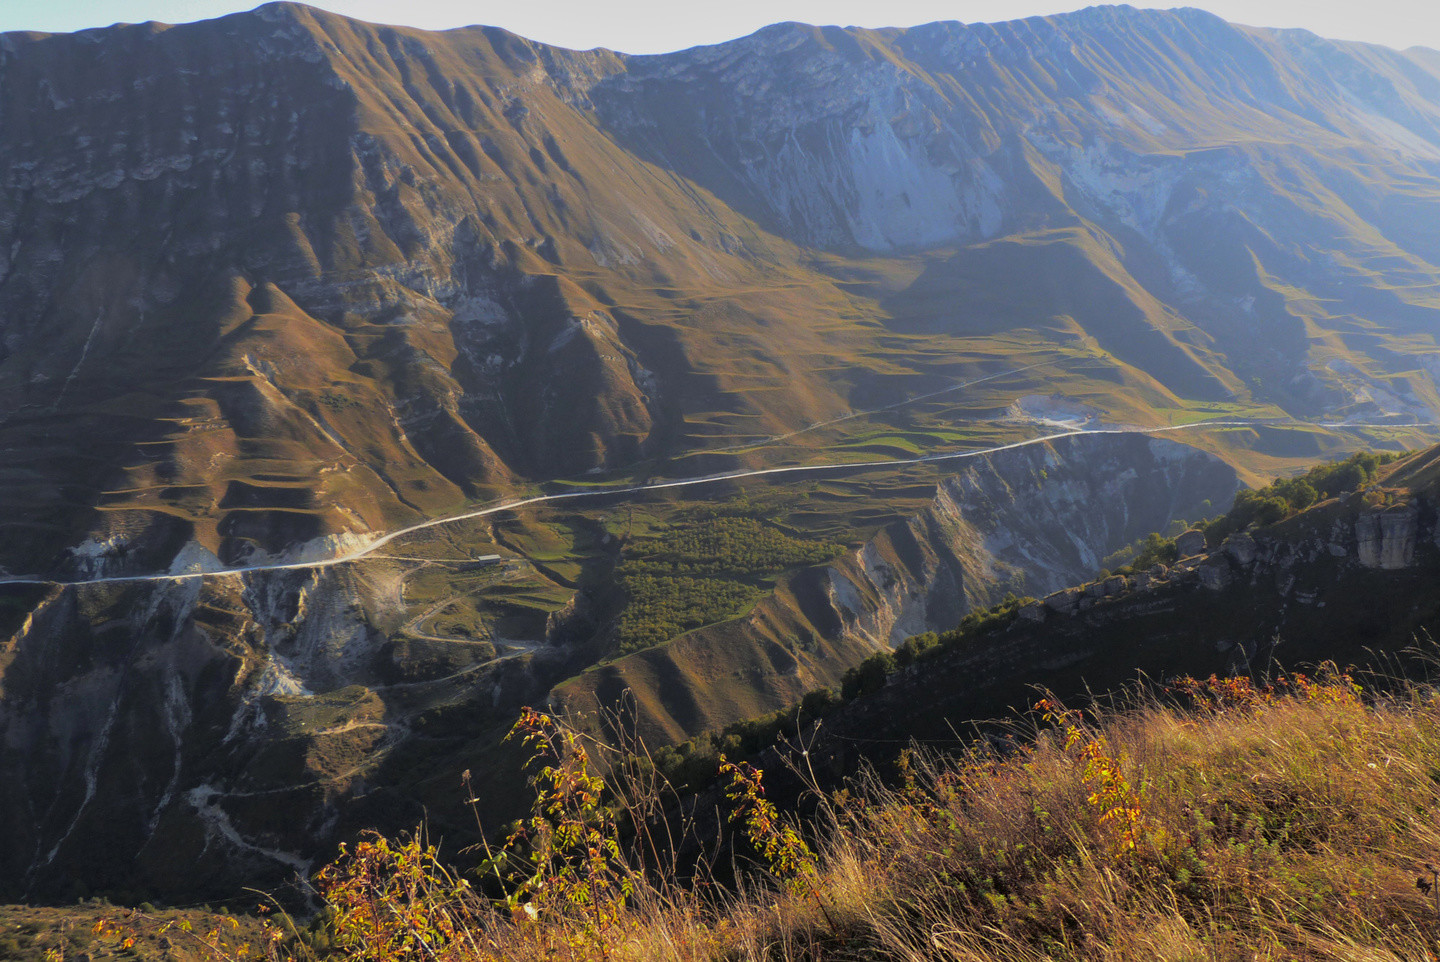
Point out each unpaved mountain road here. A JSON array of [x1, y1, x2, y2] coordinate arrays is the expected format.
[[0, 417, 1413, 589]]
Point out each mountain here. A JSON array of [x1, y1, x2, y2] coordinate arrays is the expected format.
[[3, 1, 1440, 901], [2, 2, 1440, 574]]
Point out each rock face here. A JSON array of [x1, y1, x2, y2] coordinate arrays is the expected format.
[[1356, 504, 1419, 570], [1197, 558, 1232, 591], [1223, 532, 1258, 566], [1176, 529, 1207, 558], [0, 561, 556, 903], [1045, 587, 1082, 615]]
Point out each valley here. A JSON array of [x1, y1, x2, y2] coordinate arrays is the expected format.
[[0, 411, 1331, 588], [0, 420, 1241, 901], [3, 0, 1440, 909]]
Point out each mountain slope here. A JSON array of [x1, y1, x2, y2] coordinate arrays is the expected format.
[[2, 3, 1440, 574], [556, 432, 1237, 744], [5, 2, 1440, 902]]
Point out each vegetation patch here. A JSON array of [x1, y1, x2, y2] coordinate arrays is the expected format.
[[612, 500, 843, 654], [1201, 449, 1405, 541]]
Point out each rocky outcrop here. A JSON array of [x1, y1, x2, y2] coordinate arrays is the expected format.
[[1134, 563, 1168, 590], [1175, 529, 1207, 558], [1356, 504, 1419, 570], [1197, 557, 1232, 591], [1045, 587, 1082, 615], [1023, 489, 1436, 629], [1222, 532, 1258, 566]]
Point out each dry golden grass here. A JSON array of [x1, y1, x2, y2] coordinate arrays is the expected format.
[[114, 669, 1440, 962]]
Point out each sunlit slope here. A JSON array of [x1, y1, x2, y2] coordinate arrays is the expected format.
[[3, 4, 1440, 572], [596, 9, 1440, 415]]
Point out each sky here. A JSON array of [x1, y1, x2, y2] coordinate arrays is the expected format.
[[1, 0, 1439, 54]]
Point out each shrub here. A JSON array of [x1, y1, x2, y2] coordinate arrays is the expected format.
[[800, 686, 841, 717], [840, 650, 896, 699], [893, 631, 939, 667]]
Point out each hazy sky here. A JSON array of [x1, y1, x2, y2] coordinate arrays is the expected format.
[[2, 0, 1439, 54]]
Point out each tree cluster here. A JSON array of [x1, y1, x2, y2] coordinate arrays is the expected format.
[[613, 511, 842, 655]]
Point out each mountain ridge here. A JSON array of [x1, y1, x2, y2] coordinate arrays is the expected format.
[[3, 2, 1440, 576]]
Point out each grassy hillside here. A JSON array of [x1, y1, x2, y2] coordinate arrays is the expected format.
[[0, 903, 267, 962], [116, 668, 1440, 961]]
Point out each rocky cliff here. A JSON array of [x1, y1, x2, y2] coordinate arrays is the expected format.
[[809, 447, 1440, 754]]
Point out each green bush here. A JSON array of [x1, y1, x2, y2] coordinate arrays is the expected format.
[[894, 632, 939, 667], [1201, 450, 1404, 542], [842, 651, 897, 699], [801, 686, 841, 717]]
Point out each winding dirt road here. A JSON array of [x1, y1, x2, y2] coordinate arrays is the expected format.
[[0, 415, 1399, 589]]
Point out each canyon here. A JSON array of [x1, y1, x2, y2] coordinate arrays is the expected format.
[[3, 2, 1440, 899]]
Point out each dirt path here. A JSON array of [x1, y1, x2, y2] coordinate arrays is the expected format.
[[0, 417, 1350, 589]]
